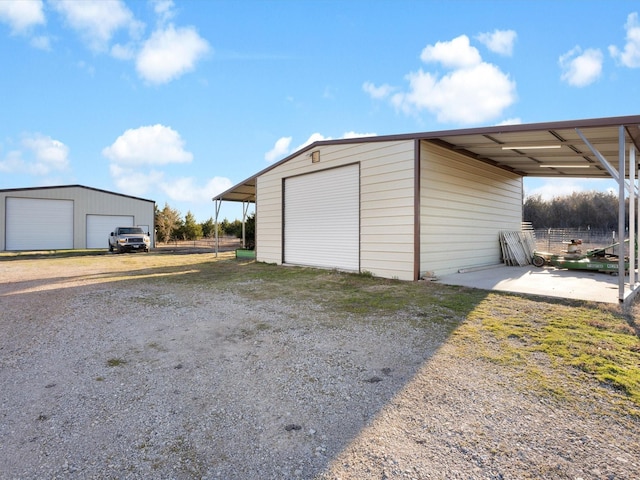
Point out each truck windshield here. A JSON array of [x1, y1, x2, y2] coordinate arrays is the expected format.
[[120, 228, 144, 234]]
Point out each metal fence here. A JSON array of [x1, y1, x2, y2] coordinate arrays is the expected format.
[[155, 236, 242, 251], [533, 228, 627, 255]]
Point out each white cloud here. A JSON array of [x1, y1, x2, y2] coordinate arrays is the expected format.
[[296, 133, 329, 151], [420, 35, 481, 69], [109, 162, 232, 205], [265, 136, 292, 163], [51, 0, 142, 52], [0, 0, 45, 34], [342, 131, 377, 139], [151, 0, 176, 26], [265, 131, 378, 163], [30, 35, 51, 50], [159, 176, 233, 203], [102, 124, 193, 165], [0, 133, 70, 175], [111, 43, 136, 60], [136, 24, 210, 84], [496, 117, 522, 126], [11, 0, 208, 85], [367, 35, 516, 125], [362, 81, 395, 99], [476, 29, 517, 56], [609, 12, 640, 68], [559, 46, 603, 87], [0, 150, 25, 173], [109, 164, 164, 195], [392, 63, 516, 124]]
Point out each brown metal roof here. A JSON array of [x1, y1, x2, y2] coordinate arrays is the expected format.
[[213, 115, 640, 203]]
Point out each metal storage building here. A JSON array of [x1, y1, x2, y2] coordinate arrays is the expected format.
[[0, 185, 155, 251], [214, 115, 640, 300]]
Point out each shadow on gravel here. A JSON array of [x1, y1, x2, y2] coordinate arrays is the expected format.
[[0, 253, 489, 478]]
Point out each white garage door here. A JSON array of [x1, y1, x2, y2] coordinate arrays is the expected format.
[[284, 164, 360, 271], [6, 197, 74, 250], [86, 215, 134, 249]]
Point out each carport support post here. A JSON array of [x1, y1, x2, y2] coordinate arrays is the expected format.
[[618, 126, 626, 301], [242, 200, 250, 249], [214, 198, 222, 258], [630, 145, 636, 287]]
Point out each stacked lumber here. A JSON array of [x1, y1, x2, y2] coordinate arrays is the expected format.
[[500, 230, 536, 266]]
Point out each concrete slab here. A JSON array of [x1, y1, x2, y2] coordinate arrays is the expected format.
[[436, 265, 625, 304]]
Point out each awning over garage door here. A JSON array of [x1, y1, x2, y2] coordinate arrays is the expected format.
[[6, 197, 74, 250]]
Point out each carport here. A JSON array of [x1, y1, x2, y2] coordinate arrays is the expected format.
[[213, 115, 640, 304], [429, 116, 640, 305]]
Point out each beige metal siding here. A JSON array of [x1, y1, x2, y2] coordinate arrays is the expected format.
[[420, 141, 522, 276], [0, 186, 155, 250], [256, 140, 416, 279], [360, 142, 415, 280]]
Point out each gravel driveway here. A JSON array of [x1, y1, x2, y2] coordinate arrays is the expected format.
[[1, 252, 639, 479]]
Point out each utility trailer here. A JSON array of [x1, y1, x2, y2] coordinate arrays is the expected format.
[[532, 239, 630, 274]]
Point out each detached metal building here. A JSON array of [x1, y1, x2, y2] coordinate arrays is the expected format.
[[0, 185, 155, 251], [214, 115, 640, 301]]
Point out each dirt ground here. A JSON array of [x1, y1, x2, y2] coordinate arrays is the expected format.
[[1, 251, 639, 479]]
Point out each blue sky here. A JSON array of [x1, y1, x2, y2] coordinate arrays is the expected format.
[[1, 0, 638, 222]]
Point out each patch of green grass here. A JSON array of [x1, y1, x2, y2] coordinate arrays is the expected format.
[[457, 293, 640, 413]]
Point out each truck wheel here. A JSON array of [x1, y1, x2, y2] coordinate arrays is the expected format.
[[109, 243, 113, 252]]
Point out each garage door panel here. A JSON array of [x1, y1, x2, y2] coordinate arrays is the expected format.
[[86, 215, 133, 249], [284, 164, 359, 271], [6, 198, 73, 250]]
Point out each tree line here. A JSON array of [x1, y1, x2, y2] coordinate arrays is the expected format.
[[154, 203, 255, 243], [523, 190, 627, 230], [155, 191, 625, 243]]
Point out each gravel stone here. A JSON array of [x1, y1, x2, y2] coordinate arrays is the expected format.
[[0, 254, 639, 479]]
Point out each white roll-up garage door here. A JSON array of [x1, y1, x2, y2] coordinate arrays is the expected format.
[[6, 197, 74, 250], [284, 163, 360, 271], [86, 215, 134, 249]]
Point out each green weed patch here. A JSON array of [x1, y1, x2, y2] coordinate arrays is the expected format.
[[459, 294, 640, 413]]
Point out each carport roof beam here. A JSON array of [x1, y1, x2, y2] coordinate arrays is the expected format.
[[576, 127, 638, 196]]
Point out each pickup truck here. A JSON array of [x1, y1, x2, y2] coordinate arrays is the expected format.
[[109, 226, 151, 253]]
